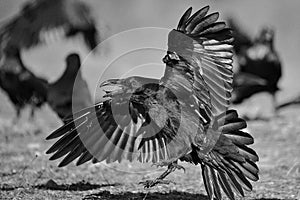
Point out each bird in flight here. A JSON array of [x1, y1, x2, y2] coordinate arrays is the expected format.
[[47, 53, 92, 123], [46, 6, 259, 200]]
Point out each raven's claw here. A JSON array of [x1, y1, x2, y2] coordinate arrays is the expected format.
[[152, 162, 185, 172], [139, 179, 173, 188]]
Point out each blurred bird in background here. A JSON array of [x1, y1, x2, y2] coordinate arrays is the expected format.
[[0, 0, 102, 121], [0, 0, 100, 54], [0, 45, 48, 121], [47, 53, 92, 124], [46, 6, 259, 200], [228, 18, 282, 117]]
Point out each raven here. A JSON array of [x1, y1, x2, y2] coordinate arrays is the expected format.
[[46, 6, 259, 200], [47, 53, 92, 123], [0, 0, 100, 120], [228, 19, 282, 113], [0, 46, 48, 119]]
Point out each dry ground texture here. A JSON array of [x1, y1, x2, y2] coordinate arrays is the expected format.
[[0, 98, 300, 200]]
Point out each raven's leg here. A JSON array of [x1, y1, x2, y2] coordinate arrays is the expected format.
[[12, 107, 21, 124], [152, 160, 185, 172], [271, 93, 278, 116], [140, 161, 185, 188], [16, 107, 21, 118], [30, 107, 35, 119]]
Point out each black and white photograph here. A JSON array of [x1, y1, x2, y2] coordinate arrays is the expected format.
[[0, 0, 299, 199]]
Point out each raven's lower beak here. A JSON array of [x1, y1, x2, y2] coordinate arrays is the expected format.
[[100, 79, 121, 88], [100, 79, 123, 98]]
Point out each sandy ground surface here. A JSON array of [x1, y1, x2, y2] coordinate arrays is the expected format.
[[0, 100, 300, 200]]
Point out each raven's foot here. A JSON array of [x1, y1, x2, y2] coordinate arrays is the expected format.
[[152, 161, 185, 172], [139, 179, 173, 188], [139, 161, 185, 188]]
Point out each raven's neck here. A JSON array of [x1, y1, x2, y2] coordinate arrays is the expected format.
[[61, 65, 81, 81]]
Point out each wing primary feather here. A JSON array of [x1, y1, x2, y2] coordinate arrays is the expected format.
[[217, 172, 235, 200], [201, 164, 213, 200], [185, 6, 210, 33], [192, 12, 220, 34], [46, 127, 80, 154], [226, 171, 245, 196], [96, 127, 123, 162], [210, 167, 222, 200], [198, 22, 227, 36], [58, 144, 86, 167], [76, 151, 93, 165], [49, 135, 83, 160], [177, 7, 193, 31], [46, 115, 87, 140]]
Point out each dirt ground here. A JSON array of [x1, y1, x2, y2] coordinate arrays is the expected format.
[[0, 103, 300, 200]]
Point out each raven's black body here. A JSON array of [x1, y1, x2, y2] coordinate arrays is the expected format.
[[232, 32, 282, 104], [46, 6, 259, 200], [0, 46, 48, 118], [47, 53, 92, 123], [228, 19, 282, 109]]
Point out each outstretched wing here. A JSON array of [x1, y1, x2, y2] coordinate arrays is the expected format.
[[162, 6, 234, 121], [0, 0, 100, 50], [45, 6, 234, 168], [46, 89, 182, 167]]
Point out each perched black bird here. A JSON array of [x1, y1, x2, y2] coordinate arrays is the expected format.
[[47, 53, 92, 123], [276, 93, 300, 110], [229, 23, 282, 113], [0, 0, 100, 120], [0, 46, 48, 119], [0, 0, 100, 53], [46, 6, 259, 200]]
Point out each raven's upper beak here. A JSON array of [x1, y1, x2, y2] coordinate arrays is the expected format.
[[100, 79, 123, 98], [100, 79, 121, 88]]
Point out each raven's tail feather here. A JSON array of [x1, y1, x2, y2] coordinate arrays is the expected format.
[[201, 110, 259, 200]]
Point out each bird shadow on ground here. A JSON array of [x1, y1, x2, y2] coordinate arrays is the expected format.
[[0, 181, 121, 193], [34, 179, 121, 191], [83, 191, 207, 200], [83, 191, 289, 200], [254, 199, 286, 200]]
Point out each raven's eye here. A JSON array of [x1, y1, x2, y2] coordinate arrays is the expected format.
[[130, 80, 138, 88]]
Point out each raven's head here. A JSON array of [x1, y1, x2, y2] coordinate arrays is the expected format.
[[100, 76, 159, 98], [256, 26, 275, 45]]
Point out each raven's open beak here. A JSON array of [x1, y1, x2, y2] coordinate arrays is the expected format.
[[100, 79, 123, 98], [100, 79, 121, 88]]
